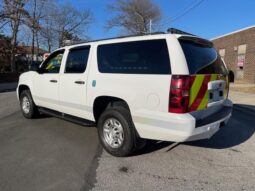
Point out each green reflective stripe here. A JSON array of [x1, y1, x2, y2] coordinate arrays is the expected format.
[[189, 75, 205, 107]]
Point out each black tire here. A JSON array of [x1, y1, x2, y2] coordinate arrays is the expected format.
[[97, 105, 136, 157], [20, 90, 38, 119]]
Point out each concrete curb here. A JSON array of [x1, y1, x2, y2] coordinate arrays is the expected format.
[[0, 88, 16, 93], [0, 83, 17, 93]]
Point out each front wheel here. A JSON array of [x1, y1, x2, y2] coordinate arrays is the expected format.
[[20, 90, 38, 119], [97, 106, 136, 157]]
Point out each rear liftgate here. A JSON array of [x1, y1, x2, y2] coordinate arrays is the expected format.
[[169, 74, 229, 113]]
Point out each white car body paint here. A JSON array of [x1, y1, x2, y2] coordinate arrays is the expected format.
[[17, 33, 232, 142]]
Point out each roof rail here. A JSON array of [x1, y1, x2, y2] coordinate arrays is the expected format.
[[68, 32, 166, 46], [167, 28, 196, 36]]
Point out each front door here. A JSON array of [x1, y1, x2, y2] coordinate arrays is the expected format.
[[58, 46, 91, 119], [33, 50, 65, 111]]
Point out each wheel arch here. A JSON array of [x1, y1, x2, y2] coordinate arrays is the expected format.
[[93, 96, 131, 122], [18, 84, 31, 98]]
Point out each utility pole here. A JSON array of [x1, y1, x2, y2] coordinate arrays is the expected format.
[[149, 19, 152, 33]]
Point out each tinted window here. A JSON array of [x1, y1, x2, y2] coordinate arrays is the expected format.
[[41, 51, 64, 73], [65, 47, 90, 73], [97, 40, 171, 74], [179, 39, 228, 75]]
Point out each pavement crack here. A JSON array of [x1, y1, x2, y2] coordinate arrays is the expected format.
[[136, 171, 187, 182], [229, 148, 241, 153]]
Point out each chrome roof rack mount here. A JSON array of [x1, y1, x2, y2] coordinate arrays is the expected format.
[[167, 28, 196, 36]]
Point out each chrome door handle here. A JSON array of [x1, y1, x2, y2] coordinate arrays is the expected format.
[[50, 79, 58, 83], [74, 81, 85, 85]]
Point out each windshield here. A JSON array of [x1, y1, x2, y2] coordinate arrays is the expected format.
[[179, 38, 228, 75]]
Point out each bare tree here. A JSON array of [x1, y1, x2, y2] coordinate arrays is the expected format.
[[107, 0, 161, 35], [0, 34, 12, 72], [0, 0, 93, 72], [37, 0, 57, 52], [2, 0, 29, 72], [0, 0, 9, 30], [39, 3, 92, 50], [40, 14, 57, 52], [26, 0, 47, 62], [55, 4, 92, 47]]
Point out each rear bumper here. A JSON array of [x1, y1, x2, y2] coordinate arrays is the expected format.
[[185, 109, 231, 141], [195, 106, 232, 128], [133, 99, 232, 142]]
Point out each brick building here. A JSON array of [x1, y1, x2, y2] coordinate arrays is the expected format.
[[212, 26, 255, 83]]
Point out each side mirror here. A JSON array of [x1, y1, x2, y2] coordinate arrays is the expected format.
[[29, 62, 44, 74], [37, 67, 44, 74]]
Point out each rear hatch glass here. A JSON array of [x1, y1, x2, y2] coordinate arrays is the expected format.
[[179, 37, 228, 75]]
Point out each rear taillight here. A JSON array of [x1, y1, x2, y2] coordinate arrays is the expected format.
[[169, 75, 191, 113]]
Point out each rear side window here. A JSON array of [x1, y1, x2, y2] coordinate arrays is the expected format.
[[97, 40, 171, 74], [65, 47, 90, 73], [179, 38, 228, 75]]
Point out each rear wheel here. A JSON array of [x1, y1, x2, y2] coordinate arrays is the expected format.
[[20, 90, 38, 119], [97, 105, 136, 157]]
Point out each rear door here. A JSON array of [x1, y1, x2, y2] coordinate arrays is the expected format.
[[178, 37, 229, 112], [58, 46, 91, 118]]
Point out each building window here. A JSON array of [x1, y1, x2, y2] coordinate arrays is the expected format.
[[238, 44, 246, 54], [237, 44, 246, 69], [219, 49, 225, 60]]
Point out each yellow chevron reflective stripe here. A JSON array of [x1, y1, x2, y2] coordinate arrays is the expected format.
[[211, 74, 218, 81], [189, 75, 205, 107], [197, 74, 218, 110]]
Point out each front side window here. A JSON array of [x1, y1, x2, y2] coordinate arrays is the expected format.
[[65, 47, 90, 73], [41, 50, 64, 73], [97, 40, 171, 74]]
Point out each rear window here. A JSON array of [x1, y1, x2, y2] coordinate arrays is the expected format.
[[97, 40, 171, 74], [179, 38, 228, 75]]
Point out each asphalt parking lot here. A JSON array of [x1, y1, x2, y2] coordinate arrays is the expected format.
[[0, 91, 255, 191], [0, 92, 100, 191]]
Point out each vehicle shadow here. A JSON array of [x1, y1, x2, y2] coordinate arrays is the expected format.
[[34, 113, 53, 119], [185, 104, 255, 149], [134, 104, 255, 155], [133, 140, 174, 155]]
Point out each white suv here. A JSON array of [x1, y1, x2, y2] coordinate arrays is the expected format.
[[17, 29, 232, 156]]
